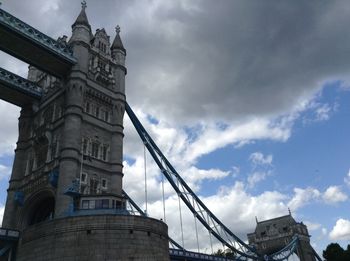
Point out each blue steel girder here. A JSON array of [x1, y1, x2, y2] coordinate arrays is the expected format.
[[125, 102, 260, 261], [126, 103, 321, 261], [0, 66, 42, 106], [0, 7, 76, 78], [266, 236, 298, 261]]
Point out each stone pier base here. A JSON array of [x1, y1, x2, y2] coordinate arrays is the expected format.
[[16, 215, 170, 261]]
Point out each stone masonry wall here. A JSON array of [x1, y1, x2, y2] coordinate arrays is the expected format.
[[16, 214, 170, 261]]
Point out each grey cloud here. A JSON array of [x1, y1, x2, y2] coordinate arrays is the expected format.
[[1, 0, 349, 125], [122, 0, 350, 124]]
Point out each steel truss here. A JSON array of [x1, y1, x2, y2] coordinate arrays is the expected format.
[[126, 103, 259, 260], [126, 102, 317, 261], [267, 236, 298, 261]]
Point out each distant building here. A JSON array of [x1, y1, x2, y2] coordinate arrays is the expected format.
[[247, 212, 317, 261]]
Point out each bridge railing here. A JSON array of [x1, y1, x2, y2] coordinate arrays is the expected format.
[[0, 66, 42, 98], [170, 248, 235, 261]]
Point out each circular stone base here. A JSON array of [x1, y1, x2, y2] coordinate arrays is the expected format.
[[16, 214, 170, 261]]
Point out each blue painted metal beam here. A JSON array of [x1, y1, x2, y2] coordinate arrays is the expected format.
[[0, 66, 42, 106], [125, 102, 260, 260], [267, 236, 298, 261], [0, 7, 76, 78]]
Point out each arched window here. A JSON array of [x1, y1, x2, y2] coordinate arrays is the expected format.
[[35, 136, 49, 167], [85, 101, 90, 113]]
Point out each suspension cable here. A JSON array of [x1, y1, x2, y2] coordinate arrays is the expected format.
[[193, 197, 200, 253], [209, 229, 214, 254], [126, 102, 261, 259], [177, 179, 185, 249], [161, 158, 166, 222], [143, 142, 148, 215]]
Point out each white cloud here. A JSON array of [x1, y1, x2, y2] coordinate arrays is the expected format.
[[344, 169, 350, 187], [247, 171, 270, 189], [249, 152, 273, 166], [231, 166, 240, 178], [288, 187, 321, 211], [302, 99, 339, 124], [322, 228, 328, 236], [182, 118, 290, 164], [329, 218, 350, 240], [143, 181, 289, 251], [303, 221, 321, 231], [0, 101, 20, 157], [287, 186, 348, 211], [323, 186, 348, 204], [0, 205, 4, 225], [0, 164, 11, 181], [182, 166, 230, 187], [314, 103, 332, 122]]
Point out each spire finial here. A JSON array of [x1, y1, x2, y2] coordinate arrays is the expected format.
[[116, 25, 121, 34], [81, 0, 87, 9], [288, 208, 291, 216]]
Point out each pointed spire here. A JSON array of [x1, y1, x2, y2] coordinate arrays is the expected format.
[[72, 1, 91, 31], [111, 25, 126, 53]]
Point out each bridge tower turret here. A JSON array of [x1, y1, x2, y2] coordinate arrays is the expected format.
[[0, 2, 169, 260], [247, 213, 318, 261]]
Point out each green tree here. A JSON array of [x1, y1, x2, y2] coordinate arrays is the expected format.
[[323, 243, 350, 261], [213, 249, 225, 257], [213, 248, 236, 259]]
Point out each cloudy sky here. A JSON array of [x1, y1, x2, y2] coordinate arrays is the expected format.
[[1, 0, 350, 256]]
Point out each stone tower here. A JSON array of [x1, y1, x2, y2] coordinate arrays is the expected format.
[[1, 3, 169, 260], [247, 213, 317, 261]]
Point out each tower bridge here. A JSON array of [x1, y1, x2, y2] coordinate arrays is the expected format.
[[0, 3, 322, 261]]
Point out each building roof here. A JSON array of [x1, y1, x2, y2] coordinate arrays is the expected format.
[[72, 3, 91, 31], [257, 214, 296, 226], [250, 214, 297, 238], [111, 26, 126, 53]]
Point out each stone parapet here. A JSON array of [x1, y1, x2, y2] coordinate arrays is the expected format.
[[16, 214, 170, 261]]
